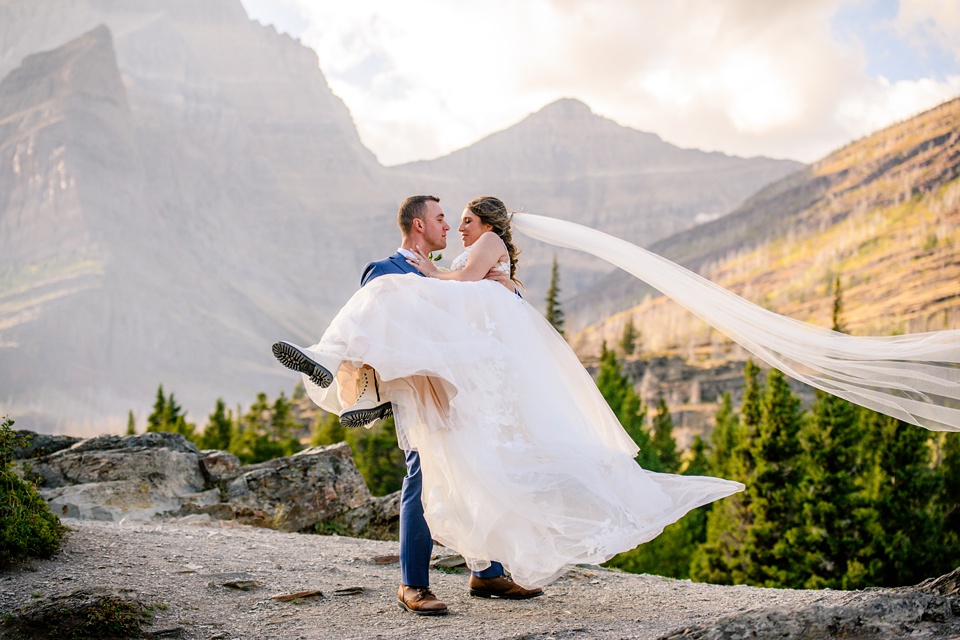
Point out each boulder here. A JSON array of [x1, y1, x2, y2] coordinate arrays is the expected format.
[[226, 443, 374, 533], [199, 449, 243, 485], [24, 432, 208, 522], [13, 430, 83, 459]]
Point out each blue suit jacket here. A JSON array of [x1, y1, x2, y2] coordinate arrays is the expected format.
[[361, 252, 424, 287]]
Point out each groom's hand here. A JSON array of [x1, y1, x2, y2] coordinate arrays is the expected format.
[[485, 268, 518, 294]]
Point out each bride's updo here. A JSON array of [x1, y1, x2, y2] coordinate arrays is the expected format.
[[465, 196, 521, 284]]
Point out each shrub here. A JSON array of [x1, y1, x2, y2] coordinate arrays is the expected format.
[[0, 416, 67, 566]]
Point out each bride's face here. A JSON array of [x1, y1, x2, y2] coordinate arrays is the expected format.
[[459, 209, 493, 247]]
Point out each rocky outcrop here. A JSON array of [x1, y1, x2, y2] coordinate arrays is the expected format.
[[660, 566, 960, 639], [15, 431, 399, 539], [13, 431, 82, 459]]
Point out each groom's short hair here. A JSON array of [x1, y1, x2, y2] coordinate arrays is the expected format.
[[398, 195, 440, 235]]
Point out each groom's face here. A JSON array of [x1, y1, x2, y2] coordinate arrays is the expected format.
[[419, 200, 450, 252]]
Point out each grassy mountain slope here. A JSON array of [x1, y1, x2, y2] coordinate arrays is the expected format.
[[571, 97, 960, 360]]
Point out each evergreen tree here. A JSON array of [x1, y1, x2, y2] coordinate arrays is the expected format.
[[791, 277, 871, 588], [690, 388, 752, 585], [201, 398, 233, 451], [709, 392, 741, 477], [596, 342, 653, 468], [126, 410, 136, 435], [831, 275, 845, 333], [854, 410, 942, 587], [147, 385, 166, 433], [544, 256, 565, 336], [936, 433, 960, 570], [651, 398, 681, 473], [741, 368, 805, 587], [596, 342, 629, 414], [794, 387, 865, 588], [684, 435, 711, 476], [740, 361, 763, 454], [619, 316, 638, 356], [229, 393, 296, 463], [145, 385, 197, 443], [269, 393, 303, 456]]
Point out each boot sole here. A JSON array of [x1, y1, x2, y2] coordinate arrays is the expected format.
[[341, 402, 393, 428], [272, 341, 333, 388], [469, 588, 544, 600], [397, 600, 448, 616]]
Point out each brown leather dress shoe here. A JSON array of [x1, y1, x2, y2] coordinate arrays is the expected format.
[[397, 584, 449, 615], [468, 575, 544, 599]]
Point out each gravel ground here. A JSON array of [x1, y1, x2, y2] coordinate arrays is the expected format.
[[0, 518, 853, 640]]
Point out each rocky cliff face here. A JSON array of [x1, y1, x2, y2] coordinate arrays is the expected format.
[[0, 3, 397, 433]]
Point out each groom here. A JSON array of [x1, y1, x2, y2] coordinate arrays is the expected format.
[[363, 195, 543, 615]]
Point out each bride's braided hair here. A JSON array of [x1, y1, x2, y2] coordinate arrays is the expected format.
[[466, 196, 521, 285]]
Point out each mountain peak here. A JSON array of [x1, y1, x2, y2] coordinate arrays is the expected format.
[[534, 98, 595, 120]]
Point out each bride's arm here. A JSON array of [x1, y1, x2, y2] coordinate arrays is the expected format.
[[410, 233, 506, 282]]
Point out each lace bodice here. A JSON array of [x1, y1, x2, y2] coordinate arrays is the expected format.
[[450, 245, 510, 275]]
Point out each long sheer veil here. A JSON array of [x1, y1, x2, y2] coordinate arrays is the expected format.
[[511, 213, 960, 432]]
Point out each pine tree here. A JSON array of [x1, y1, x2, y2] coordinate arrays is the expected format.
[[938, 433, 960, 570], [794, 387, 864, 588], [709, 392, 741, 477], [544, 256, 565, 336], [596, 342, 629, 414], [651, 398, 681, 473], [270, 393, 303, 457], [230, 393, 288, 463], [854, 410, 942, 587], [126, 410, 136, 435], [831, 275, 845, 333], [685, 435, 711, 476], [791, 277, 871, 588], [690, 387, 752, 585], [145, 385, 197, 442], [201, 398, 233, 451], [147, 385, 166, 433], [619, 316, 638, 356], [596, 342, 653, 468], [742, 368, 805, 587]]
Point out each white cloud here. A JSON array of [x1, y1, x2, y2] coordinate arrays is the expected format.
[[837, 74, 960, 137], [896, 0, 960, 62], [278, 0, 960, 165]]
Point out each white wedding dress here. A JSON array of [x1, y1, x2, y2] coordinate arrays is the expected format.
[[302, 245, 744, 588]]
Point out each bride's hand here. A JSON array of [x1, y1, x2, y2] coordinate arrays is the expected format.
[[407, 246, 439, 277]]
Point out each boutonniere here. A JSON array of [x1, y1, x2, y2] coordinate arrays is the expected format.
[[428, 252, 442, 262]]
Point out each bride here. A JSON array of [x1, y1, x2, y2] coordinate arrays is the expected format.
[[295, 196, 745, 589]]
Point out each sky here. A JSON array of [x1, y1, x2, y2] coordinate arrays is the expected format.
[[240, 0, 960, 166]]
